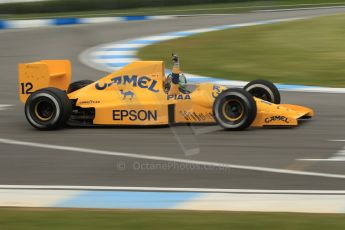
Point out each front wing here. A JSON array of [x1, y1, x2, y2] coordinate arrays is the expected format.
[[251, 98, 314, 127]]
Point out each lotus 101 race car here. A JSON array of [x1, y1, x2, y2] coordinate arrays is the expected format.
[[18, 55, 314, 130]]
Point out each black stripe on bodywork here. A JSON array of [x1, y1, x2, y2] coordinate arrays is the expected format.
[[168, 104, 175, 123]]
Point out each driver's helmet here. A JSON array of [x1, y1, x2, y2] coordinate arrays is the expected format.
[[164, 73, 188, 93]]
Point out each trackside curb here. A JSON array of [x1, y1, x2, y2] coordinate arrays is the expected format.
[[2, 186, 345, 213], [0, 15, 175, 29]]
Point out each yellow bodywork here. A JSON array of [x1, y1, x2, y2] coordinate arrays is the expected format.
[[19, 60, 314, 127], [18, 60, 71, 103]]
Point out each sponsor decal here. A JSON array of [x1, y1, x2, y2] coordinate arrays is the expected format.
[[113, 110, 158, 121], [79, 100, 100, 105], [95, 75, 159, 93], [264, 116, 289, 124], [167, 94, 191, 100], [120, 90, 134, 100], [180, 111, 214, 122]]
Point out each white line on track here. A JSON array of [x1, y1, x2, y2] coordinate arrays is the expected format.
[[255, 5, 345, 12], [299, 140, 345, 161], [1, 185, 345, 194], [298, 158, 345, 162], [0, 105, 12, 110], [1, 138, 345, 179]]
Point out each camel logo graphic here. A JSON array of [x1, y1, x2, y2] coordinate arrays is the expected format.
[[120, 90, 134, 100]]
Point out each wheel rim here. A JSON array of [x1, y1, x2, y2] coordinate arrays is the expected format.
[[222, 99, 244, 122], [34, 100, 55, 121]]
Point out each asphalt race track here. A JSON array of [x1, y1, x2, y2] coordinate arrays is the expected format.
[[1, 8, 345, 190]]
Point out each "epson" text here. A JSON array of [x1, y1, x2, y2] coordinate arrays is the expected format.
[[113, 110, 158, 121]]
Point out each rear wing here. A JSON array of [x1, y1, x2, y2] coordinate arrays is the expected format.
[[18, 60, 71, 103]]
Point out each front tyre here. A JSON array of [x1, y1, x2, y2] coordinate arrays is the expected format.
[[213, 89, 257, 131], [244, 79, 281, 104], [25, 87, 72, 130]]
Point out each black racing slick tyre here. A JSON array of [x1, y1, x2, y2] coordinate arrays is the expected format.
[[213, 89, 257, 131], [67, 80, 94, 94], [244, 79, 281, 104], [25, 87, 72, 130]]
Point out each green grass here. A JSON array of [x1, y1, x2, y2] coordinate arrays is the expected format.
[[3, 0, 345, 19], [138, 13, 345, 87], [1, 209, 345, 229]]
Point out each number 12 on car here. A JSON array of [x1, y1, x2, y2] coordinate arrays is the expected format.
[[20, 82, 33, 95]]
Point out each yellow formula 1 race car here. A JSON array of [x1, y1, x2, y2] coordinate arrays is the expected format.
[[18, 58, 314, 130]]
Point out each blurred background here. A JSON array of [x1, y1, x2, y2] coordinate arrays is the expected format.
[[1, 0, 345, 229], [1, 0, 344, 17]]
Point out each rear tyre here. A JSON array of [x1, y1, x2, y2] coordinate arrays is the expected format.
[[244, 79, 281, 104], [25, 87, 72, 130], [67, 80, 94, 94], [213, 88, 257, 131]]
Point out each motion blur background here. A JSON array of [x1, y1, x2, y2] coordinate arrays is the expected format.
[[1, 0, 344, 15], [0, 0, 277, 14], [1, 0, 345, 229]]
